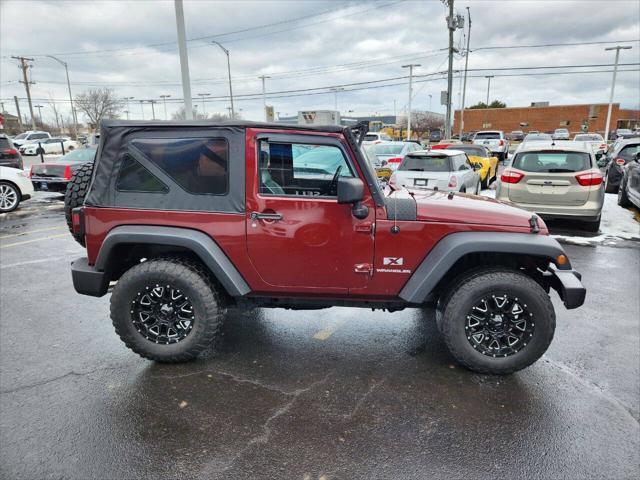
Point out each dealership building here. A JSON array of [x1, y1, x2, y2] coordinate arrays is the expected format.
[[453, 102, 640, 135]]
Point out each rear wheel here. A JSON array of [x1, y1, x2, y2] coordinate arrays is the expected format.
[[583, 217, 601, 233], [110, 258, 225, 362], [439, 269, 555, 374], [618, 175, 632, 207], [604, 170, 618, 193], [64, 162, 94, 246], [0, 182, 20, 213]]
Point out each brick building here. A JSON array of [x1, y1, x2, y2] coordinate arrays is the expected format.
[[453, 103, 640, 135]]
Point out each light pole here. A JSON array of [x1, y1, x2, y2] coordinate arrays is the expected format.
[[459, 6, 471, 138], [45, 55, 78, 138], [428, 94, 432, 112], [211, 41, 235, 118], [330, 87, 344, 111], [604, 45, 632, 142], [139, 100, 145, 120], [159, 95, 171, 120], [259, 75, 270, 121], [174, 0, 193, 119], [402, 64, 420, 140], [197, 93, 210, 117], [149, 100, 157, 120], [484, 75, 494, 128]]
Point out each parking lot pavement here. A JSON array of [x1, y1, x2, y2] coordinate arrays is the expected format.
[[1, 205, 638, 480]]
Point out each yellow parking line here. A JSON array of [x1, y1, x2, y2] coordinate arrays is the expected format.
[[0, 226, 66, 240], [313, 318, 346, 341], [0, 233, 69, 249]]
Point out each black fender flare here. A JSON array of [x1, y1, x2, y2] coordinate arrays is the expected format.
[[399, 232, 570, 303], [96, 225, 250, 297]]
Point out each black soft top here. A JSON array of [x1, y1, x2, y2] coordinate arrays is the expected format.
[[100, 119, 347, 134]]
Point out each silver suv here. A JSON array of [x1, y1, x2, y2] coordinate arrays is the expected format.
[[473, 131, 510, 163], [496, 143, 604, 232]]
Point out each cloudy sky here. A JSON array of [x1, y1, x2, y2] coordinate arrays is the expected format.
[[1, 0, 639, 125]]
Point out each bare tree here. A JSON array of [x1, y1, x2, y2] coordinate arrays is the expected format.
[[48, 93, 62, 134], [74, 88, 123, 128]]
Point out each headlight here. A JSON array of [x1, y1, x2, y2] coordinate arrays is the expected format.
[[17, 170, 28, 178]]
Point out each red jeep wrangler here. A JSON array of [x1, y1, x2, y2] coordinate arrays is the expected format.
[[66, 120, 585, 374]]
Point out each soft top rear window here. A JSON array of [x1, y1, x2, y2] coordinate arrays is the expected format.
[[475, 132, 500, 139], [399, 155, 450, 172], [512, 151, 591, 173]]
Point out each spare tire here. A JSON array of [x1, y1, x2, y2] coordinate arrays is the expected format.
[[64, 162, 94, 246]]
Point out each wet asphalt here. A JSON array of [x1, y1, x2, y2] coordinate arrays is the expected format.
[[0, 197, 638, 480]]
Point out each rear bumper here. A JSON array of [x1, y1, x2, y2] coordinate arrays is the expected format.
[[495, 192, 604, 220], [71, 257, 109, 297], [31, 177, 69, 192], [548, 264, 586, 309]]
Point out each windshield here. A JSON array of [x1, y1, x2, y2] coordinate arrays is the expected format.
[[524, 134, 552, 141], [475, 132, 500, 140], [14, 133, 27, 140], [512, 151, 591, 172], [555, 129, 569, 133], [0, 138, 12, 148], [61, 148, 96, 163], [372, 144, 404, 155], [399, 154, 450, 172], [574, 134, 603, 141]]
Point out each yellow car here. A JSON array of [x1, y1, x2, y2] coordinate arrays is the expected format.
[[445, 144, 499, 188]]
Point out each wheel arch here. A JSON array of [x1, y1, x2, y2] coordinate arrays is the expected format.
[[96, 225, 251, 297], [399, 232, 570, 304], [0, 179, 23, 198]]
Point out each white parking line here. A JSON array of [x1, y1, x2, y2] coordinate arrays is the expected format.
[[0, 254, 76, 269]]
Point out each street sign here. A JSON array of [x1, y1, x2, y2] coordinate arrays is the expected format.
[[440, 90, 448, 105]]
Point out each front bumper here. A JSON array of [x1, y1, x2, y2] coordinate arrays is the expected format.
[[71, 257, 109, 297], [548, 264, 586, 309]]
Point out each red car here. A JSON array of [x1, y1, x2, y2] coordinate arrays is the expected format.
[[67, 120, 585, 374]]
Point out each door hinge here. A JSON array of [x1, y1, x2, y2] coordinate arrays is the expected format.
[[354, 263, 373, 276], [355, 222, 373, 233]]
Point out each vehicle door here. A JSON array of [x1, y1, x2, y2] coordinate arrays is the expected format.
[[507, 151, 592, 205], [246, 133, 376, 291]]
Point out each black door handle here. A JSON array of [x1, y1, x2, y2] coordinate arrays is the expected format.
[[250, 211, 283, 221]]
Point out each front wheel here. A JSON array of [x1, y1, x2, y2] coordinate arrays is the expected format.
[[0, 182, 21, 213], [440, 269, 555, 374], [110, 258, 225, 362]]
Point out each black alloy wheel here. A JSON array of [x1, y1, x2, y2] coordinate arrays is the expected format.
[[465, 293, 534, 357]]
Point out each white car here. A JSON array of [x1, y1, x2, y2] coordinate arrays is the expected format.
[[389, 149, 481, 194], [472, 130, 510, 163], [362, 131, 393, 143], [0, 166, 34, 213], [11, 131, 52, 148], [20, 137, 79, 156], [573, 133, 607, 157]]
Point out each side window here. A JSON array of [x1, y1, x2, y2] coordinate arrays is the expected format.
[[619, 145, 640, 160], [33, 133, 48, 139], [130, 138, 228, 195], [453, 155, 470, 170], [259, 142, 354, 197], [117, 154, 169, 193]]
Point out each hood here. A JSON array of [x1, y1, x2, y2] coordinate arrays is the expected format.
[[401, 188, 542, 230]]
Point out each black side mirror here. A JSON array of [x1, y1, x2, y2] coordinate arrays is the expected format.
[[337, 177, 365, 204], [635, 152, 640, 162], [337, 177, 368, 219]]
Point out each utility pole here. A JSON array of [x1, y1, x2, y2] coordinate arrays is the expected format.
[[139, 100, 145, 120], [12, 56, 36, 129], [174, 0, 193, 119], [45, 55, 78, 139], [160, 95, 171, 120], [402, 64, 420, 140], [604, 45, 632, 142], [428, 94, 432, 112], [149, 100, 157, 120], [393, 99, 396, 118], [35, 104, 44, 125], [211, 41, 235, 118], [197, 93, 210, 116], [13, 96, 23, 131], [259, 75, 270, 121], [444, 0, 455, 139], [330, 87, 344, 111], [459, 6, 471, 138], [484, 75, 494, 127]]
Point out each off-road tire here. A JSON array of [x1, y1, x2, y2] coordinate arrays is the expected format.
[[64, 162, 94, 246], [604, 170, 618, 193], [440, 269, 555, 375], [110, 257, 225, 362], [618, 176, 631, 207]]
